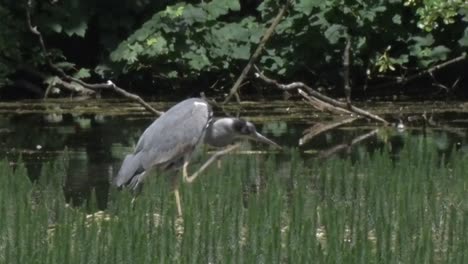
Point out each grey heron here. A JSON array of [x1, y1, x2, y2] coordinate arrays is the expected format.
[[114, 98, 279, 216]]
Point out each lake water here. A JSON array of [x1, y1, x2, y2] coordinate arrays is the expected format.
[[1, 99, 468, 209]]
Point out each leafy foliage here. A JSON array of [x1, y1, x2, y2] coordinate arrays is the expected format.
[[110, 0, 260, 79], [0, 0, 467, 97], [109, 0, 467, 92], [0, 4, 30, 87], [0, 0, 169, 95], [405, 0, 467, 32], [0, 0, 93, 92]]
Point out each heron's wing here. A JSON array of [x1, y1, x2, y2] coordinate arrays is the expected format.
[[136, 98, 212, 170], [114, 153, 144, 187]]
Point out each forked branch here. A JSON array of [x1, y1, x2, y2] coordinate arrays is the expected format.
[[255, 68, 389, 125], [369, 54, 467, 91], [223, 0, 291, 104], [25, 0, 162, 116]]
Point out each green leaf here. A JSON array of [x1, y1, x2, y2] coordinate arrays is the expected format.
[[146, 38, 158, 46], [183, 4, 208, 24], [393, 54, 409, 64], [73, 68, 91, 79], [261, 54, 285, 71], [49, 23, 63, 33], [54, 61, 75, 70], [295, 0, 322, 15], [225, 0, 240, 11], [430, 45, 450, 61], [130, 43, 144, 54], [231, 44, 250, 60], [164, 5, 185, 18], [64, 20, 88, 37], [358, 5, 387, 22], [143, 36, 168, 56], [94, 64, 112, 78], [324, 24, 347, 44], [183, 50, 210, 71], [167, 71, 178, 78], [392, 14, 401, 25], [137, 27, 152, 42], [459, 27, 468, 47], [411, 34, 435, 46], [206, 0, 240, 18], [356, 37, 367, 50]]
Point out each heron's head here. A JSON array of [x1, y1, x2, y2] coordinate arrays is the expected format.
[[232, 119, 281, 148]]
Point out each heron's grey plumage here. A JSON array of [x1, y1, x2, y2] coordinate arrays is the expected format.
[[204, 118, 238, 147], [114, 98, 212, 189], [204, 118, 280, 148], [116, 153, 145, 186], [114, 96, 280, 208]]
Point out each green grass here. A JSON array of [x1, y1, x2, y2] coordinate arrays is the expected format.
[[1, 141, 468, 263]]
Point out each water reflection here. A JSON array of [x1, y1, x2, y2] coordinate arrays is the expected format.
[[1, 109, 467, 210]]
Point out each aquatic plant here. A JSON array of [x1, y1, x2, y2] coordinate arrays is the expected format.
[[1, 140, 467, 263]]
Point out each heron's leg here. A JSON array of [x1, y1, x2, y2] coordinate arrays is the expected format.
[[174, 189, 182, 216], [171, 172, 183, 216], [184, 143, 241, 183], [182, 160, 190, 182]]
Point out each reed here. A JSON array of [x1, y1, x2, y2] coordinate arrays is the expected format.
[[1, 140, 467, 263]]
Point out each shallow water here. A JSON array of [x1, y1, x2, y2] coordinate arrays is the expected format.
[[1, 99, 468, 209]]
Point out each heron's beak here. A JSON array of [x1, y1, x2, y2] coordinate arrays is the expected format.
[[249, 131, 282, 149]]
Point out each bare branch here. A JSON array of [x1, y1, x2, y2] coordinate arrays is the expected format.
[[299, 117, 359, 146], [25, 0, 162, 116], [343, 35, 351, 106], [370, 54, 467, 91], [223, 0, 291, 104], [106, 81, 163, 116], [298, 89, 352, 115], [255, 68, 389, 124], [317, 129, 379, 159]]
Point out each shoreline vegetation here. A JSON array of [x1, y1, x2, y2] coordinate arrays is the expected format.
[[1, 0, 466, 102], [1, 141, 467, 263]]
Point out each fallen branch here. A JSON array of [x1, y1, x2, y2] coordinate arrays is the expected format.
[[299, 117, 359, 146], [26, 0, 162, 116], [106, 81, 163, 116], [317, 129, 379, 159], [255, 68, 389, 125], [298, 89, 352, 115], [223, 0, 290, 104], [53, 79, 95, 97], [343, 36, 351, 106], [369, 54, 467, 91]]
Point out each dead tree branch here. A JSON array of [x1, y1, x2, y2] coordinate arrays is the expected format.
[[299, 117, 359, 146], [343, 36, 351, 106], [255, 68, 389, 125], [369, 54, 467, 91], [298, 89, 352, 115], [223, 0, 290, 104], [317, 129, 379, 159], [26, 0, 162, 116]]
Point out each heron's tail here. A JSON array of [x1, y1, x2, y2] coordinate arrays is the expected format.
[[114, 153, 145, 191]]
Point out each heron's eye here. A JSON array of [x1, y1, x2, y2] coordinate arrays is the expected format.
[[233, 119, 256, 134], [240, 126, 250, 134], [242, 123, 256, 134], [233, 119, 247, 133]]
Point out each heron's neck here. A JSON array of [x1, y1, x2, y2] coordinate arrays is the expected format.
[[204, 118, 237, 147]]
